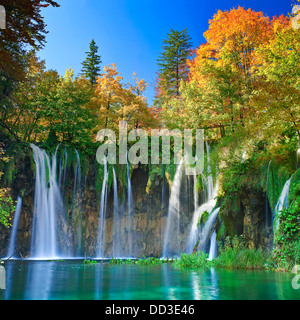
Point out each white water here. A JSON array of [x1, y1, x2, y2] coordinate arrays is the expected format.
[[126, 153, 134, 257], [162, 159, 184, 257], [186, 143, 218, 253], [208, 230, 217, 261], [6, 196, 22, 258], [96, 156, 109, 258], [273, 178, 291, 231], [73, 149, 82, 256], [112, 166, 120, 257], [30, 144, 68, 259]]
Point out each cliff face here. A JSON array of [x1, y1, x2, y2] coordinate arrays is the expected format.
[[0, 146, 272, 258], [0, 148, 196, 258], [220, 188, 273, 250]]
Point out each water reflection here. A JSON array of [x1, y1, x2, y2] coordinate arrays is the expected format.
[[0, 261, 299, 300]]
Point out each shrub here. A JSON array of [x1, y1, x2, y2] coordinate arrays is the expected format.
[[214, 236, 267, 270], [172, 252, 209, 269]]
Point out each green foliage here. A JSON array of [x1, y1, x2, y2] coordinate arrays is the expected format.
[[83, 259, 97, 264], [268, 168, 300, 271], [155, 28, 193, 103], [270, 202, 300, 270], [109, 256, 171, 266], [0, 190, 15, 228], [264, 160, 291, 212], [220, 157, 261, 216], [214, 236, 267, 270], [172, 252, 210, 269], [81, 39, 102, 85], [199, 211, 209, 226], [146, 164, 163, 194], [109, 258, 124, 265]]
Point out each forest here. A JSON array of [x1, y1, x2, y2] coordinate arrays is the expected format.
[[0, 1, 300, 273]]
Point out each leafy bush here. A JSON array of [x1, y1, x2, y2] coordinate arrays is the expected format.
[[172, 252, 209, 269], [214, 236, 267, 270], [83, 259, 97, 264]]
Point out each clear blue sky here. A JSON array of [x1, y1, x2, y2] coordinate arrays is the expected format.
[[39, 0, 293, 105]]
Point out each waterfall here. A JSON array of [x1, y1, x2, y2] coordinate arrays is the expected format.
[[208, 230, 217, 261], [96, 156, 109, 258], [198, 207, 220, 253], [30, 144, 68, 259], [126, 153, 134, 257], [72, 149, 82, 257], [186, 142, 217, 253], [273, 178, 291, 232], [206, 142, 214, 200], [112, 166, 120, 257], [162, 158, 184, 257], [6, 196, 22, 258], [58, 147, 68, 192]]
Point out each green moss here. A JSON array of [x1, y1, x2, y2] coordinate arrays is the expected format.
[[269, 168, 300, 270], [265, 161, 290, 212], [199, 210, 209, 225], [146, 164, 163, 194]]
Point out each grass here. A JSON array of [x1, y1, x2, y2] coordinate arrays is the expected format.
[[108, 256, 172, 266], [213, 236, 267, 270], [173, 252, 210, 269]]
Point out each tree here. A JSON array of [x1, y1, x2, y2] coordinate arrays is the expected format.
[[0, 0, 60, 139], [155, 29, 192, 104], [0, 144, 15, 228], [90, 64, 124, 131], [81, 39, 102, 85]]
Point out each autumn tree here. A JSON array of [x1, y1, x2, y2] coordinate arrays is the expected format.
[[183, 7, 279, 141], [91, 64, 125, 132], [118, 73, 157, 131], [253, 15, 300, 149], [81, 39, 102, 85], [0, 0, 60, 139]]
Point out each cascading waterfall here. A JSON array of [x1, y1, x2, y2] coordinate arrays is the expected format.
[[208, 230, 217, 261], [6, 196, 22, 258], [198, 207, 220, 253], [162, 158, 184, 257], [273, 178, 291, 232], [96, 156, 109, 258], [126, 153, 134, 257], [58, 147, 68, 192], [30, 144, 69, 259], [112, 166, 120, 257], [72, 149, 82, 257], [186, 143, 217, 253]]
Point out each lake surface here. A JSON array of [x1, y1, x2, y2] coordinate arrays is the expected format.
[[0, 260, 299, 300]]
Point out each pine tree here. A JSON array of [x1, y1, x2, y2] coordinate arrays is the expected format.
[[81, 39, 102, 85], [155, 29, 192, 103]]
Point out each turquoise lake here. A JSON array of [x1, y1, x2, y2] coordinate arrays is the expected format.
[[0, 260, 299, 300]]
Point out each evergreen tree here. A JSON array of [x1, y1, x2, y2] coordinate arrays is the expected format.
[[155, 29, 192, 103], [81, 39, 102, 85]]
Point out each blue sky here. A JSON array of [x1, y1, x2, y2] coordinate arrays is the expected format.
[[39, 0, 293, 104]]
